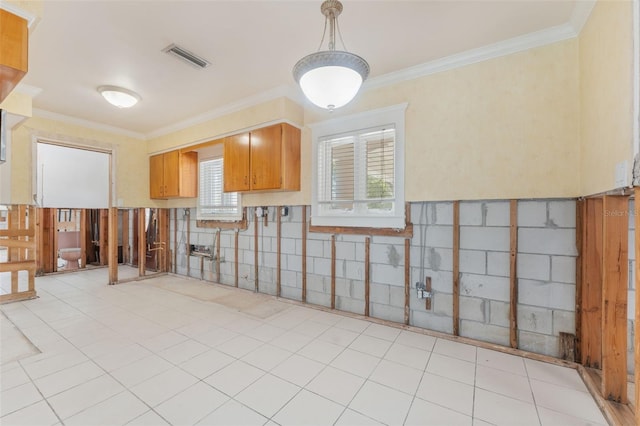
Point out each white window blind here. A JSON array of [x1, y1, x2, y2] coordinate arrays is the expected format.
[[311, 103, 406, 228], [197, 157, 241, 220]]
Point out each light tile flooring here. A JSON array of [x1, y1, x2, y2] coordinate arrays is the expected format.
[[0, 267, 608, 426]]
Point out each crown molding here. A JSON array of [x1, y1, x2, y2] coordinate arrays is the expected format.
[[364, 23, 577, 92], [569, 0, 596, 34], [0, 0, 38, 28], [15, 83, 42, 98], [32, 109, 146, 141], [146, 85, 303, 139]]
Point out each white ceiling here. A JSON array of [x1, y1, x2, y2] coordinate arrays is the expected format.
[[16, 0, 584, 138]]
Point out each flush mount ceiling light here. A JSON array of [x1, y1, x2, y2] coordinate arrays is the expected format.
[[292, 0, 369, 111], [97, 85, 141, 108]]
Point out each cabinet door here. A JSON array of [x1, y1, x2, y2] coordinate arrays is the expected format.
[[149, 154, 165, 199], [250, 125, 281, 190], [223, 133, 251, 192], [163, 150, 181, 197]]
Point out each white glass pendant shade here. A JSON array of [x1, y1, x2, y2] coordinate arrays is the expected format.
[[97, 86, 141, 108]]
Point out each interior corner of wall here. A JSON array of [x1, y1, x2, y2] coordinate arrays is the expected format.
[[0, 91, 32, 118]]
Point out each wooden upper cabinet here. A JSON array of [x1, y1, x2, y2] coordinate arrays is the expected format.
[[223, 123, 301, 193], [0, 9, 28, 103], [149, 150, 197, 199], [223, 133, 250, 192]]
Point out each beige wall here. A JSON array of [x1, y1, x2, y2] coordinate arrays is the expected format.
[[7, 116, 148, 207], [579, 0, 635, 196]]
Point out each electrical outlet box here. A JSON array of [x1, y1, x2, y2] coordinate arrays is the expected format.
[[281, 206, 289, 217], [255, 207, 263, 217], [615, 161, 628, 188]]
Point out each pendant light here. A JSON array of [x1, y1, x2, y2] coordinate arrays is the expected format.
[[292, 0, 369, 111]]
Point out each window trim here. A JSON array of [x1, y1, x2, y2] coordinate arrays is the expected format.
[[310, 103, 408, 229], [196, 155, 242, 222]]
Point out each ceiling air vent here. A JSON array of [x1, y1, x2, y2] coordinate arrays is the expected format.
[[162, 43, 211, 69]]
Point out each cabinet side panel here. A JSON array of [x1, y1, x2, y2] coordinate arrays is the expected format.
[[281, 123, 301, 191]]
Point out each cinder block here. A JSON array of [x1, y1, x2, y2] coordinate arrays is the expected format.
[[433, 292, 453, 317], [629, 200, 635, 230], [487, 252, 510, 277], [426, 248, 452, 272], [411, 202, 428, 225], [518, 279, 575, 311], [548, 200, 576, 228], [517, 305, 553, 334], [460, 227, 510, 251], [460, 296, 485, 322], [286, 254, 302, 273], [370, 303, 404, 323], [551, 256, 576, 284], [434, 202, 454, 225], [281, 238, 296, 255], [629, 230, 635, 261], [425, 225, 454, 249], [370, 283, 390, 304], [517, 254, 550, 281], [460, 273, 510, 302], [335, 241, 356, 261], [519, 228, 577, 256], [307, 240, 324, 258], [371, 263, 404, 286], [335, 278, 351, 297], [460, 320, 509, 346], [307, 274, 326, 293], [552, 310, 575, 335], [628, 290, 635, 320], [307, 290, 331, 308], [314, 257, 331, 276], [336, 296, 365, 315], [263, 252, 278, 268], [419, 270, 453, 294], [281, 222, 302, 239], [518, 330, 558, 357], [411, 310, 453, 334], [485, 201, 510, 227], [281, 285, 302, 301], [389, 286, 405, 308], [345, 260, 364, 280], [489, 301, 510, 327], [459, 250, 486, 274], [370, 243, 403, 267], [352, 280, 365, 300], [238, 235, 251, 250], [460, 202, 483, 226], [281, 270, 299, 288], [630, 260, 636, 290], [518, 201, 547, 228]]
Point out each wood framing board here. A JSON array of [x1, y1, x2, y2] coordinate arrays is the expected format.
[[582, 197, 603, 368], [216, 229, 221, 283], [122, 209, 130, 265], [173, 209, 178, 273], [138, 208, 146, 277], [80, 209, 87, 269], [636, 189, 640, 425], [453, 201, 460, 336], [575, 199, 584, 363], [99, 209, 108, 265], [277, 208, 281, 297], [404, 238, 410, 325], [302, 206, 307, 303], [234, 229, 239, 287], [578, 367, 635, 426], [0, 290, 37, 303], [365, 237, 370, 317], [509, 199, 518, 349], [600, 195, 628, 403], [331, 235, 336, 309], [254, 212, 259, 292], [108, 207, 118, 284]]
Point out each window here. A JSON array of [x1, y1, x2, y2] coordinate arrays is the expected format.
[[312, 103, 407, 228], [197, 156, 241, 221]]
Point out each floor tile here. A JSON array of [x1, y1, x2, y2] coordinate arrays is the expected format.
[[530, 379, 607, 424], [426, 352, 476, 385], [33, 360, 104, 398], [476, 347, 526, 376], [369, 359, 422, 395], [330, 348, 380, 378], [158, 339, 210, 364], [216, 335, 264, 358], [473, 388, 540, 426], [130, 367, 199, 407], [318, 327, 360, 347], [197, 399, 268, 425], [524, 359, 587, 391], [0, 365, 31, 391], [0, 400, 59, 426], [306, 366, 365, 405], [405, 397, 473, 426], [395, 330, 436, 351], [475, 364, 533, 403], [433, 338, 477, 362], [47, 374, 125, 420], [349, 334, 392, 358], [125, 410, 170, 425], [537, 406, 607, 426], [20, 350, 88, 380], [179, 348, 234, 379], [139, 330, 189, 352], [204, 360, 265, 396], [270, 330, 314, 352], [193, 327, 239, 347], [362, 323, 401, 342], [349, 380, 413, 426], [416, 372, 474, 416], [155, 381, 229, 425], [272, 389, 344, 426], [383, 342, 430, 370], [334, 409, 384, 425], [333, 317, 371, 333], [0, 382, 44, 417], [92, 344, 152, 372], [297, 339, 344, 364], [243, 323, 287, 342], [241, 343, 292, 371], [110, 354, 174, 387], [235, 373, 300, 418], [64, 391, 149, 425], [270, 354, 325, 386], [291, 320, 332, 338]]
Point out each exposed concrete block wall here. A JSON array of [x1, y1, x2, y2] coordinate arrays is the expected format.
[[171, 199, 579, 360]]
